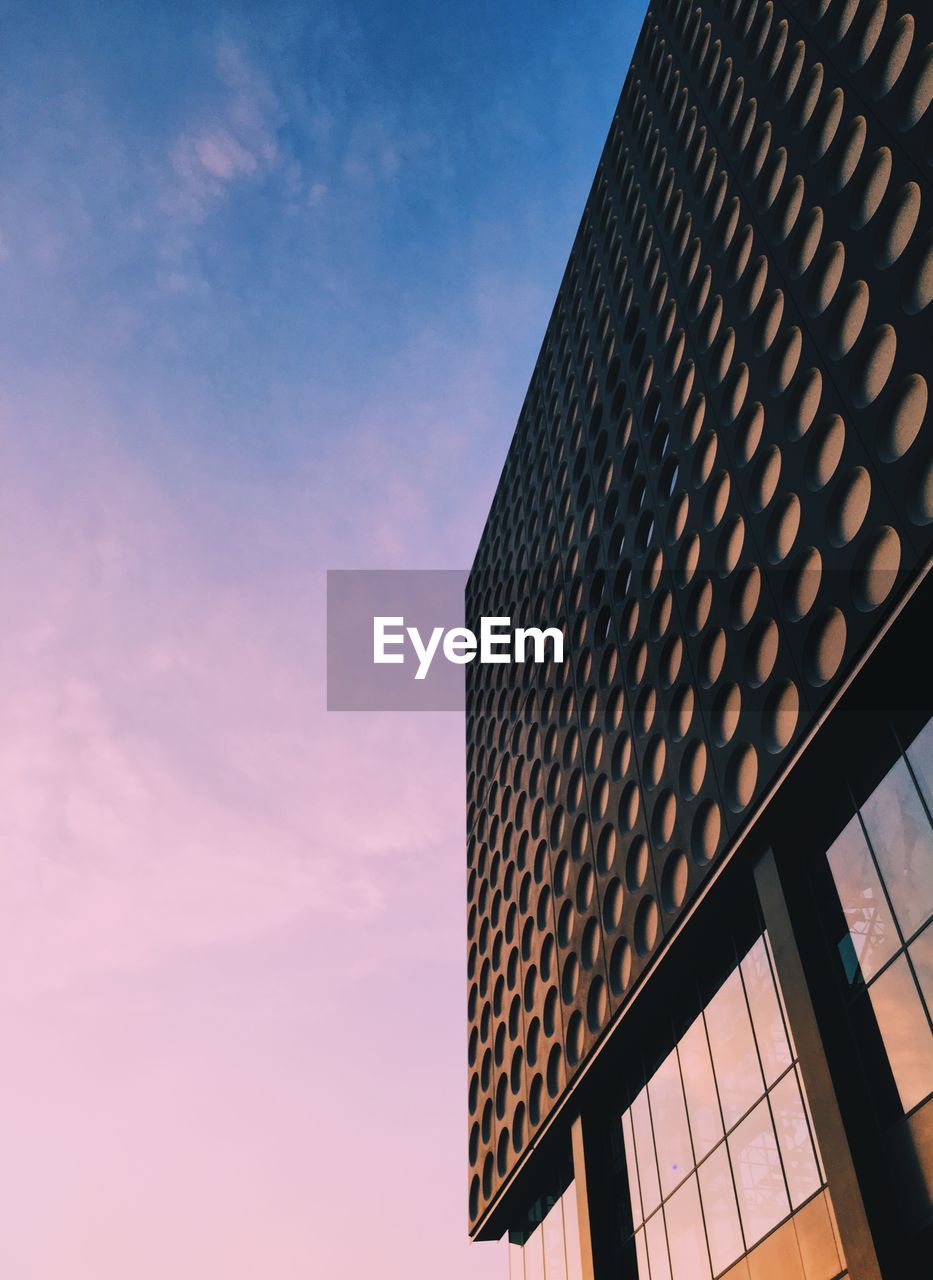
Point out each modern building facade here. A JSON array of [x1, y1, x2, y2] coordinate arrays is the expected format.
[[464, 2, 932, 1278]]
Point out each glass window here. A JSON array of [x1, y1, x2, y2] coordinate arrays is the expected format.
[[619, 930, 829, 1277], [509, 1240, 525, 1280], [678, 1014, 723, 1162], [632, 1087, 661, 1217], [769, 1069, 821, 1209], [664, 1175, 711, 1280], [634, 1227, 649, 1280], [826, 814, 899, 984], [561, 1187, 583, 1280], [866, 953, 933, 1113], [705, 970, 764, 1128], [728, 1098, 790, 1248], [542, 1198, 566, 1279], [523, 1222, 545, 1280], [697, 1142, 744, 1277], [622, 1109, 643, 1227], [645, 1209, 671, 1280], [648, 1048, 694, 1198], [909, 920, 933, 1020], [861, 757, 933, 941], [905, 718, 933, 821], [741, 936, 793, 1086]]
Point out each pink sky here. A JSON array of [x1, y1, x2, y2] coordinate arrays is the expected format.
[[0, 376, 508, 1277], [0, 4, 640, 1273]]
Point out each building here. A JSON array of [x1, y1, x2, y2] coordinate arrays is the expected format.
[[464, 2, 932, 1278]]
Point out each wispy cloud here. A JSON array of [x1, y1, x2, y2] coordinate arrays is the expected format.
[[164, 38, 282, 222]]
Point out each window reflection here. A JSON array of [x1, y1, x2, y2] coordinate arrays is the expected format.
[[865, 953, 933, 1114], [697, 1143, 744, 1276], [728, 1098, 790, 1248], [507, 1184, 581, 1280], [619, 930, 828, 1279], [522, 1222, 545, 1280], [823, 719, 933, 1119], [741, 936, 793, 1086], [632, 1087, 661, 1217], [622, 1109, 643, 1227], [769, 1068, 820, 1209], [664, 1175, 711, 1280], [678, 1015, 723, 1162], [560, 1186, 583, 1280], [906, 718, 933, 819], [648, 1048, 694, 1198], [509, 1241, 525, 1280], [704, 969, 763, 1129], [645, 1208, 671, 1280], [861, 758, 933, 941], [908, 921, 933, 1020], [634, 1228, 649, 1280], [542, 1198, 565, 1279], [826, 814, 898, 984]]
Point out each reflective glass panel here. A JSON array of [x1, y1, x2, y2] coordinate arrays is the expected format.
[[543, 1197, 566, 1280], [523, 1222, 545, 1280], [645, 1208, 671, 1280], [909, 920, 933, 1020], [728, 1098, 790, 1248], [561, 1187, 583, 1280], [905, 717, 933, 822], [741, 937, 793, 1087], [769, 1069, 820, 1209], [622, 1109, 643, 1228], [678, 1014, 723, 1162], [649, 1047, 694, 1197], [826, 814, 899, 984], [509, 1240, 525, 1280], [632, 1086, 661, 1217], [697, 1142, 744, 1276], [867, 952, 933, 1113], [634, 1227, 650, 1280], [664, 1174, 711, 1280], [861, 758, 933, 941], [705, 969, 764, 1129]]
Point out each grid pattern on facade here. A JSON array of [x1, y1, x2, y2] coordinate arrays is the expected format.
[[466, 0, 932, 1226], [824, 715, 933, 1118], [620, 932, 832, 1278]]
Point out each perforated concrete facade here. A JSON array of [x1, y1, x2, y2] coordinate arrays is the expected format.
[[465, 0, 931, 1232]]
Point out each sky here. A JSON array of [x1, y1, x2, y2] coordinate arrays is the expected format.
[[0, 2, 642, 1276]]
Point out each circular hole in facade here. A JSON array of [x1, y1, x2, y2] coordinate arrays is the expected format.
[[763, 680, 800, 752], [581, 916, 601, 971], [603, 877, 624, 931], [587, 975, 609, 1033], [565, 1010, 585, 1066], [609, 936, 632, 996], [634, 896, 659, 956], [805, 608, 847, 685], [692, 800, 722, 864], [626, 835, 649, 891], [725, 743, 759, 811], [546, 1043, 563, 1097], [854, 526, 900, 611], [661, 848, 689, 913], [562, 953, 580, 1004], [652, 789, 677, 846]]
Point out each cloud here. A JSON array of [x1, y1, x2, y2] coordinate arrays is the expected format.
[[164, 39, 282, 222], [0, 369, 479, 1002]]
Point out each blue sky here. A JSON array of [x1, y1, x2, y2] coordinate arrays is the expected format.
[[1, 0, 637, 487], [0, 3, 643, 1277]]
